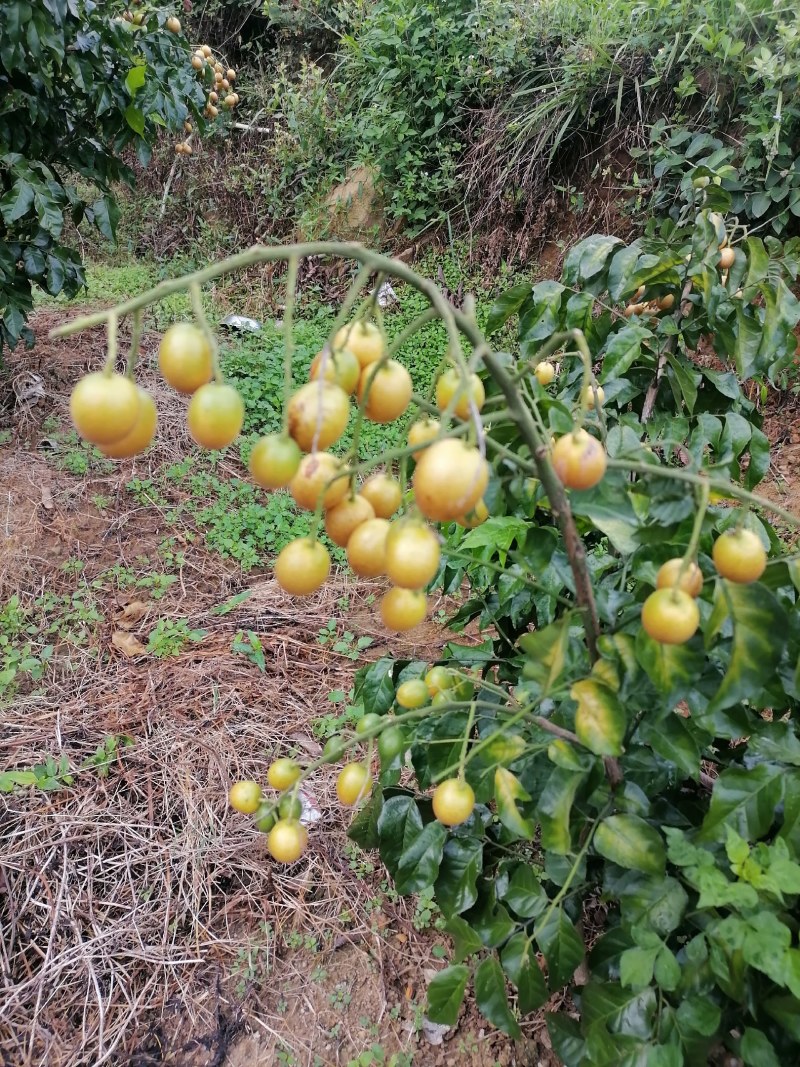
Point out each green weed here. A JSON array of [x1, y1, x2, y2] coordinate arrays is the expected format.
[[146, 618, 207, 658]]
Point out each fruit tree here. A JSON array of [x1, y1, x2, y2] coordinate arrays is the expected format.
[[55, 175, 800, 1063], [0, 0, 240, 351]]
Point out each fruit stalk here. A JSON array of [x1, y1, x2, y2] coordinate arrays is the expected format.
[[125, 310, 143, 380], [280, 254, 300, 434], [189, 283, 222, 383]]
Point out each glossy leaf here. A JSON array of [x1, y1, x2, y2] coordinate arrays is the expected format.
[[445, 915, 483, 963], [474, 956, 521, 1037], [594, 815, 665, 875], [426, 965, 470, 1026], [571, 678, 626, 756], [435, 837, 482, 918], [485, 283, 532, 335], [700, 764, 783, 842], [494, 767, 535, 839], [535, 908, 585, 988], [708, 582, 788, 714], [501, 932, 548, 1013]]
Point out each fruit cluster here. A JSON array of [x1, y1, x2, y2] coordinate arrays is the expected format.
[[229, 665, 476, 862]]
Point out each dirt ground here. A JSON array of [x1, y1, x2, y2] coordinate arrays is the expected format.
[[0, 310, 568, 1067]]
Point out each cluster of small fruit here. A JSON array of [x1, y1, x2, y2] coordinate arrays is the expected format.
[[177, 45, 239, 155], [68, 321, 243, 459], [640, 530, 767, 645], [229, 666, 475, 863], [246, 320, 491, 633]]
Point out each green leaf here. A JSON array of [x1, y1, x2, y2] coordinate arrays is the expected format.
[[763, 995, 800, 1042], [619, 946, 658, 990], [537, 767, 585, 854], [594, 815, 665, 875], [0, 177, 35, 224], [563, 234, 623, 287], [519, 280, 566, 347], [435, 837, 482, 918], [653, 948, 681, 992], [666, 351, 700, 415], [0, 770, 38, 791], [639, 712, 700, 780], [546, 1014, 587, 1064], [395, 819, 447, 895], [485, 283, 532, 335], [617, 874, 688, 936], [535, 908, 584, 988], [700, 764, 783, 842], [347, 786, 383, 849], [708, 582, 788, 714], [426, 965, 469, 1027], [571, 678, 626, 756], [518, 616, 571, 695], [377, 795, 423, 876], [124, 104, 146, 135], [675, 997, 720, 1037], [501, 865, 548, 919], [355, 657, 396, 715], [89, 196, 120, 242], [501, 932, 548, 1013], [635, 630, 704, 703], [445, 915, 483, 963], [125, 63, 146, 94], [599, 325, 651, 382], [740, 1028, 780, 1067], [494, 767, 535, 839], [580, 980, 657, 1038], [474, 956, 521, 1037], [461, 516, 528, 562]]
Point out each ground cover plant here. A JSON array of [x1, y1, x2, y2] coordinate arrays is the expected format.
[[48, 168, 800, 1063]]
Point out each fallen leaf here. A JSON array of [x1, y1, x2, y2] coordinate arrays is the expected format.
[[112, 631, 147, 658], [115, 600, 149, 629], [40, 486, 54, 510]]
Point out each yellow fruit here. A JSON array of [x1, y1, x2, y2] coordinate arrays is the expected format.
[[408, 418, 440, 452], [267, 819, 308, 863], [583, 384, 605, 409], [275, 538, 330, 596], [412, 439, 488, 522], [267, 758, 301, 791], [655, 558, 703, 597], [325, 495, 375, 548], [534, 362, 555, 386], [70, 372, 141, 445], [99, 387, 157, 458], [290, 452, 348, 511], [287, 381, 350, 452], [347, 518, 390, 578], [334, 322, 384, 367], [379, 587, 427, 631], [712, 528, 767, 584], [336, 763, 371, 806], [229, 780, 262, 814], [641, 589, 700, 645], [435, 368, 485, 420], [359, 473, 402, 519], [432, 779, 475, 826]]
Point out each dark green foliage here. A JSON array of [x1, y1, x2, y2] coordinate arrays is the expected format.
[[0, 0, 211, 349]]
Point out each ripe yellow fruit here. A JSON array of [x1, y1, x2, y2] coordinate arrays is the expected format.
[[408, 418, 440, 452], [267, 819, 308, 863], [347, 518, 390, 578], [641, 589, 700, 645], [379, 587, 427, 631], [385, 521, 440, 589], [412, 439, 488, 522], [70, 372, 141, 445], [275, 538, 330, 596], [534, 362, 555, 386], [712, 528, 767, 584], [166, 15, 181, 32], [435, 368, 485, 420], [325, 495, 375, 548], [719, 246, 735, 270], [336, 763, 371, 806], [359, 473, 402, 519], [191, 55, 204, 71], [287, 381, 350, 452], [456, 498, 489, 528], [99, 387, 157, 458], [267, 758, 301, 791], [334, 322, 384, 367], [290, 452, 349, 511], [655, 558, 703, 597], [432, 779, 475, 826], [583, 383, 605, 409], [201, 45, 212, 57], [357, 360, 413, 422], [229, 780, 262, 814]]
